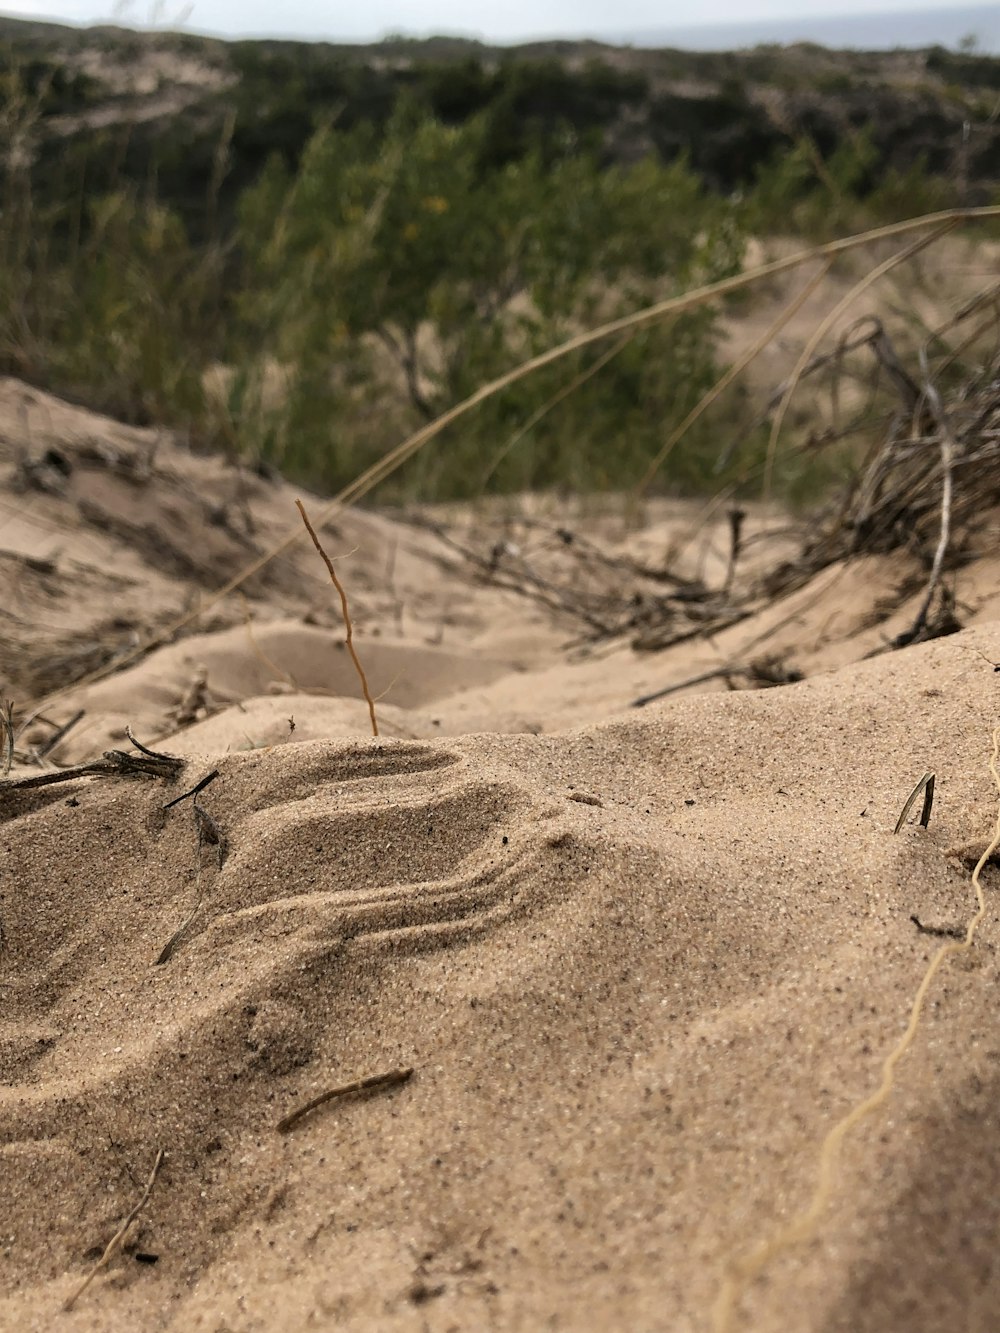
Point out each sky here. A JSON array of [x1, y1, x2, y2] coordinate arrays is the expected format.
[[1, 0, 996, 43]]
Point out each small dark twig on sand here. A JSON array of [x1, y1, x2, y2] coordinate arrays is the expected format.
[[277, 1066, 414, 1134], [910, 914, 964, 940], [631, 657, 802, 708], [33, 708, 85, 761], [162, 769, 219, 810]]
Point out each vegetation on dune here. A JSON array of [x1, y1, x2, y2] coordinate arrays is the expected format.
[[232, 104, 742, 494], [1, 24, 998, 502]]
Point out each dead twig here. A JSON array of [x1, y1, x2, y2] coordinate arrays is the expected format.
[[631, 655, 803, 708], [296, 499, 379, 736], [239, 592, 297, 690], [0, 750, 182, 794], [33, 708, 85, 761], [277, 1066, 414, 1134], [123, 727, 183, 766], [154, 914, 196, 966], [910, 914, 964, 940], [162, 769, 219, 810], [193, 800, 227, 868], [63, 1147, 165, 1311], [168, 667, 211, 729], [0, 729, 182, 795], [156, 782, 226, 964], [723, 507, 746, 594], [632, 667, 734, 707]]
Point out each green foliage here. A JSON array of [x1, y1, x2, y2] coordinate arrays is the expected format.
[[647, 82, 785, 189], [1, 183, 222, 424], [0, 68, 225, 426], [746, 128, 956, 239], [0, 48, 100, 115], [2, 32, 986, 509], [926, 44, 1000, 89], [232, 105, 743, 497]]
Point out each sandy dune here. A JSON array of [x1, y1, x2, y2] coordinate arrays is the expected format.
[[3, 375, 1000, 1332]]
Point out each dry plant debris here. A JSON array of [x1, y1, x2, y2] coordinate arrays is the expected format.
[[417, 286, 1000, 672], [1, 700, 14, 777], [24, 208, 1000, 719], [276, 1066, 414, 1133], [295, 498, 379, 736], [0, 730, 184, 796], [156, 770, 226, 964], [893, 771, 936, 834], [63, 1148, 165, 1311]]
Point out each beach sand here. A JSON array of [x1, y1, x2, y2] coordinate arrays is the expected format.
[[3, 375, 1000, 1332]]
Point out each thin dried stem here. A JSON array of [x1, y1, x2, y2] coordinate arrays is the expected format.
[[482, 331, 635, 487], [636, 256, 835, 496], [295, 499, 379, 736], [239, 592, 297, 690], [0, 700, 14, 777], [63, 1148, 165, 1311], [897, 349, 956, 646], [894, 771, 936, 834], [762, 219, 960, 501]]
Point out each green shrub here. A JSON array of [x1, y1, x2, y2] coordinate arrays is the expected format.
[[232, 104, 744, 497]]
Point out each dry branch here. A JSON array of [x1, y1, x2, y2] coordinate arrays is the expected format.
[[0, 745, 183, 795]]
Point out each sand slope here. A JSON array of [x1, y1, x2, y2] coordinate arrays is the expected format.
[[4, 633, 1000, 1332], [4, 379, 1000, 1331]]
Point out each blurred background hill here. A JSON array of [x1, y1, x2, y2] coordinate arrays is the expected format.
[[2, 12, 998, 502]]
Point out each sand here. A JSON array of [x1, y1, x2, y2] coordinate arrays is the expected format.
[[3, 374, 1000, 1332]]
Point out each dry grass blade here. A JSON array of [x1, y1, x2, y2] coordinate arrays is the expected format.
[[63, 1148, 165, 1311], [193, 799, 227, 868], [894, 350, 956, 648], [156, 775, 225, 963], [32, 708, 85, 761], [481, 331, 635, 487], [295, 499, 379, 736], [239, 592, 297, 690], [761, 218, 960, 501], [635, 256, 835, 497], [713, 727, 1000, 1332], [1, 700, 14, 777], [894, 771, 936, 834]]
